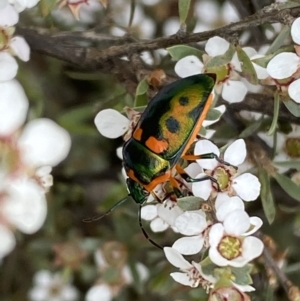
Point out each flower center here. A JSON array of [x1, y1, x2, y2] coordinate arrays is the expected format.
[[206, 64, 230, 84], [285, 138, 300, 158], [218, 235, 242, 260], [212, 167, 230, 191]]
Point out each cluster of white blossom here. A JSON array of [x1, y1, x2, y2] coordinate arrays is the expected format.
[[0, 0, 71, 263], [95, 111, 263, 299], [94, 17, 300, 299]]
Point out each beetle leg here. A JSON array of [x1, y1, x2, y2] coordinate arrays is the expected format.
[[183, 152, 238, 170], [175, 164, 221, 191], [82, 196, 128, 222], [138, 205, 163, 250]]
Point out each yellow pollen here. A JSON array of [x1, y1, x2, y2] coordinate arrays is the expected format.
[[218, 236, 242, 260], [285, 138, 300, 158]]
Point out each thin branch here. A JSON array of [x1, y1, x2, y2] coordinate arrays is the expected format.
[[17, 4, 300, 69]]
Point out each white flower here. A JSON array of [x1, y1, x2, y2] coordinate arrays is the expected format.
[[0, 79, 29, 136], [0, 225, 15, 259], [164, 247, 216, 288], [28, 270, 79, 301], [0, 52, 18, 81], [192, 139, 261, 201], [86, 284, 112, 301], [172, 210, 208, 255], [141, 198, 183, 232], [0, 2, 19, 26], [267, 52, 300, 80], [208, 213, 264, 267], [95, 109, 129, 139], [174, 37, 248, 103], [291, 17, 300, 45], [3, 177, 47, 234], [18, 118, 72, 167]]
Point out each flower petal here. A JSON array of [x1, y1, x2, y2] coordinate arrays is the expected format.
[[150, 217, 168, 232], [192, 176, 212, 200], [222, 80, 247, 103], [0, 3, 19, 26], [291, 17, 300, 45], [243, 216, 263, 236], [194, 140, 219, 170], [19, 118, 71, 167], [288, 78, 300, 104], [9, 36, 30, 61], [164, 247, 192, 270], [172, 236, 204, 255], [0, 52, 18, 81], [0, 79, 28, 136], [216, 197, 245, 222], [95, 109, 129, 139], [208, 223, 224, 247], [174, 55, 203, 78], [209, 246, 229, 266], [224, 139, 246, 166], [170, 272, 195, 287], [0, 225, 15, 259], [242, 236, 264, 261], [4, 178, 47, 234], [223, 209, 250, 236], [157, 201, 183, 226], [232, 173, 261, 201], [141, 205, 157, 220], [86, 284, 112, 301], [205, 36, 229, 57], [175, 211, 207, 235], [267, 52, 299, 79]]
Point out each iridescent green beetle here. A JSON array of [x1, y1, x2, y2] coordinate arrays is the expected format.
[[123, 73, 216, 204]]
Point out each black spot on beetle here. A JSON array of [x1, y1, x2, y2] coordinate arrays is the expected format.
[[165, 116, 180, 133], [179, 96, 189, 106]]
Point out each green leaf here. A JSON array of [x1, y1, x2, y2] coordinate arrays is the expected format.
[[252, 45, 294, 68], [283, 98, 300, 117], [275, 173, 300, 202], [206, 44, 235, 68], [178, 0, 191, 24], [206, 108, 222, 121], [135, 78, 149, 96], [167, 45, 204, 61], [236, 46, 258, 85], [200, 257, 216, 276], [259, 168, 276, 224], [134, 78, 149, 107], [64, 71, 103, 80], [267, 92, 280, 135], [58, 105, 97, 135], [239, 117, 263, 138], [266, 25, 291, 55], [231, 265, 253, 286], [177, 196, 205, 211], [39, 0, 58, 17], [274, 160, 300, 169]]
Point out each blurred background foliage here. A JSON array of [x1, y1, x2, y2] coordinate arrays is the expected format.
[[2, 0, 300, 301]]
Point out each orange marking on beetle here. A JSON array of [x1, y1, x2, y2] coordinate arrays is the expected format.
[[181, 93, 214, 156], [145, 136, 169, 154], [169, 176, 181, 191], [133, 127, 143, 141], [143, 170, 171, 192], [182, 154, 203, 161], [127, 169, 171, 192]]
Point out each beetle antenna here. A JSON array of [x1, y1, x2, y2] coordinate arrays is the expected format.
[[138, 205, 163, 250], [82, 197, 128, 222]]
